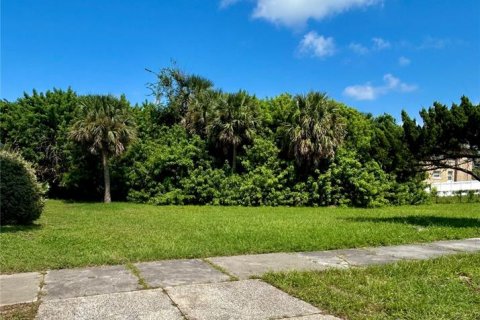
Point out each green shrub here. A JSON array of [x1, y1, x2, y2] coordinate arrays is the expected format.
[[311, 149, 391, 207], [121, 125, 208, 203], [432, 191, 480, 204], [0, 150, 46, 225], [466, 190, 479, 203], [307, 149, 428, 208], [389, 178, 429, 205], [181, 166, 226, 205]]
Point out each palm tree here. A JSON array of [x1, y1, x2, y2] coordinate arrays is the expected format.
[[175, 74, 213, 118], [69, 95, 136, 203], [147, 66, 213, 122], [208, 91, 259, 172], [282, 92, 346, 170], [183, 89, 220, 138]]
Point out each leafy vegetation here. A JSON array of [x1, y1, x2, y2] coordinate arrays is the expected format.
[[0, 89, 78, 197], [431, 191, 480, 204], [402, 96, 480, 180], [280, 92, 346, 170], [0, 200, 478, 273], [0, 302, 39, 320], [263, 253, 480, 320], [0, 66, 478, 207], [0, 151, 45, 225], [69, 95, 136, 203]]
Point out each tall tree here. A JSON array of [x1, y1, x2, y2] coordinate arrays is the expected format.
[[281, 92, 346, 170], [69, 95, 136, 203], [208, 91, 259, 172], [369, 114, 416, 181], [182, 89, 220, 138], [0, 88, 78, 195], [402, 96, 480, 180], [146, 66, 213, 124]]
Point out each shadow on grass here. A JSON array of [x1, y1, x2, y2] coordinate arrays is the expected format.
[[55, 198, 99, 204], [344, 216, 480, 228], [0, 223, 42, 233]]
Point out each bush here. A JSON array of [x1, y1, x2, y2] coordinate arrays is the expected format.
[[431, 190, 480, 204], [0, 150, 46, 225], [181, 166, 226, 205], [307, 149, 428, 207], [389, 178, 429, 205], [309, 149, 391, 207], [121, 125, 208, 203]]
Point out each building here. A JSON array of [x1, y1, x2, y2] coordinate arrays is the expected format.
[[426, 160, 475, 184], [426, 158, 480, 196]]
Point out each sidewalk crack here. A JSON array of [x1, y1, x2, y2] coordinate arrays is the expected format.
[[163, 288, 189, 320]]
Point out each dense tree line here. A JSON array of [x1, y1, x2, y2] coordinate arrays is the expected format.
[[402, 96, 480, 180], [1, 67, 478, 207]]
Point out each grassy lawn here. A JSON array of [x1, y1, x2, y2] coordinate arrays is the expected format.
[[1, 200, 479, 273], [0, 303, 39, 320], [263, 253, 480, 320]]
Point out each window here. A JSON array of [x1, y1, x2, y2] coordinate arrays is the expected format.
[[447, 170, 454, 181], [432, 170, 441, 179]]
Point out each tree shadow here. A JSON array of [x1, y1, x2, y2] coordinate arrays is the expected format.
[[0, 223, 43, 233], [344, 216, 480, 228]]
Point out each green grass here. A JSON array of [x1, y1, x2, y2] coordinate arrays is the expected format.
[[1, 200, 479, 273], [263, 253, 480, 320], [0, 303, 39, 320]]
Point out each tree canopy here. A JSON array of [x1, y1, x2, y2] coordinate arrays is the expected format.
[[281, 92, 346, 170], [69, 95, 136, 202], [402, 96, 480, 180], [1, 66, 475, 206]]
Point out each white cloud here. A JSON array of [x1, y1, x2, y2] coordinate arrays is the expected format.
[[349, 37, 390, 54], [383, 74, 416, 92], [343, 74, 417, 100], [219, 0, 241, 9], [299, 31, 336, 58], [372, 37, 390, 50], [344, 84, 377, 100], [251, 0, 381, 28], [398, 56, 411, 66], [418, 36, 451, 49], [398, 37, 457, 50], [349, 42, 369, 54]]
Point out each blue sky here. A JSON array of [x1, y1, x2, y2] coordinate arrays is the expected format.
[[2, 0, 479, 119]]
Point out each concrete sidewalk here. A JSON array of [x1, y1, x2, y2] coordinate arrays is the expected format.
[[1, 238, 478, 319]]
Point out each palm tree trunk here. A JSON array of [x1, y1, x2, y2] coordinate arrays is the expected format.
[[232, 145, 237, 172], [102, 151, 111, 203], [203, 110, 208, 138]]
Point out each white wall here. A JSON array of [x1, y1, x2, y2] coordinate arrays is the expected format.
[[427, 181, 480, 196]]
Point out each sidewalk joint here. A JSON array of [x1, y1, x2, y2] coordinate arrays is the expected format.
[[125, 263, 150, 289], [203, 258, 239, 281]]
